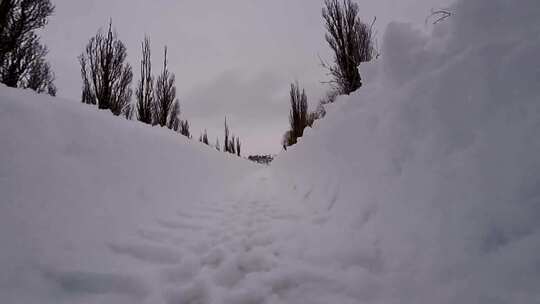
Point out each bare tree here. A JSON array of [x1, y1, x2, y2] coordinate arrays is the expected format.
[[230, 135, 236, 155], [202, 129, 209, 145], [167, 100, 181, 131], [282, 130, 292, 150], [123, 102, 133, 120], [79, 55, 94, 104], [0, 0, 56, 94], [79, 20, 133, 116], [179, 120, 190, 138], [154, 47, 179, 127], [0, 0, 16, 33], [222, 117, 241, 155], [322, 0, 375, 94], [113, 62, 133, 116], [236, 137, 241, 157], [224, 117, 230, 153], [0, 0, 54, 67], [24, 56, 56, 95], [215, 138, 220, 151], [286, 82, 309, 147], [1, 32, 45, 86], [135, 36, 154, 124]]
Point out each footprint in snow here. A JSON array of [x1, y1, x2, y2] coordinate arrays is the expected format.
[[107, 242, 182, 265], [42, 268, 149, 298], [157, 219, 205, 231]]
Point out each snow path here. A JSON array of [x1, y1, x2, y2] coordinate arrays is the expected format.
[[82, 174, 360, 304], [1, 85, 364, 304], [6, 1, 540, 302]]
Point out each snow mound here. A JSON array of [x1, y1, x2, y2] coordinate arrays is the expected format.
[[264, 0, 540, 302], [0, 86, 257, 304]]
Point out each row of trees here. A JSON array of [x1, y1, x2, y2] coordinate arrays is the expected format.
[[79, 24, 180, 125], [76, 0, 375, 154], [1, 0, 371, 156], [198, 117, 242, 157], [79, 21, 187, 137], [223, 117, 241, 156], [0, 0, 56, 95], [283, 0, 376, 150], [78, 22, 243, 157]]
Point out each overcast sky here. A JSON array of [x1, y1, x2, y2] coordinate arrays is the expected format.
[[41, 0, 450, 155]]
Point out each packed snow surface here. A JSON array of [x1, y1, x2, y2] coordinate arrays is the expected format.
[[2, 0, 540, 303]]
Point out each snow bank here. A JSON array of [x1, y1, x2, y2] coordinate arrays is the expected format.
[[266, 0, 540, 302], [0, 86, 257, 304]]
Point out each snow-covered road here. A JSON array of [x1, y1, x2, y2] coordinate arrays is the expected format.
[[100, 175, 362, 304]]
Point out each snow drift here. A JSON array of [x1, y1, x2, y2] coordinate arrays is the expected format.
[[0, 87, 257, 304], [261, 0, 540, 303]]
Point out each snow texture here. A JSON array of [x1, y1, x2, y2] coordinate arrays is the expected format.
[[1, 0, 540, 303]]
